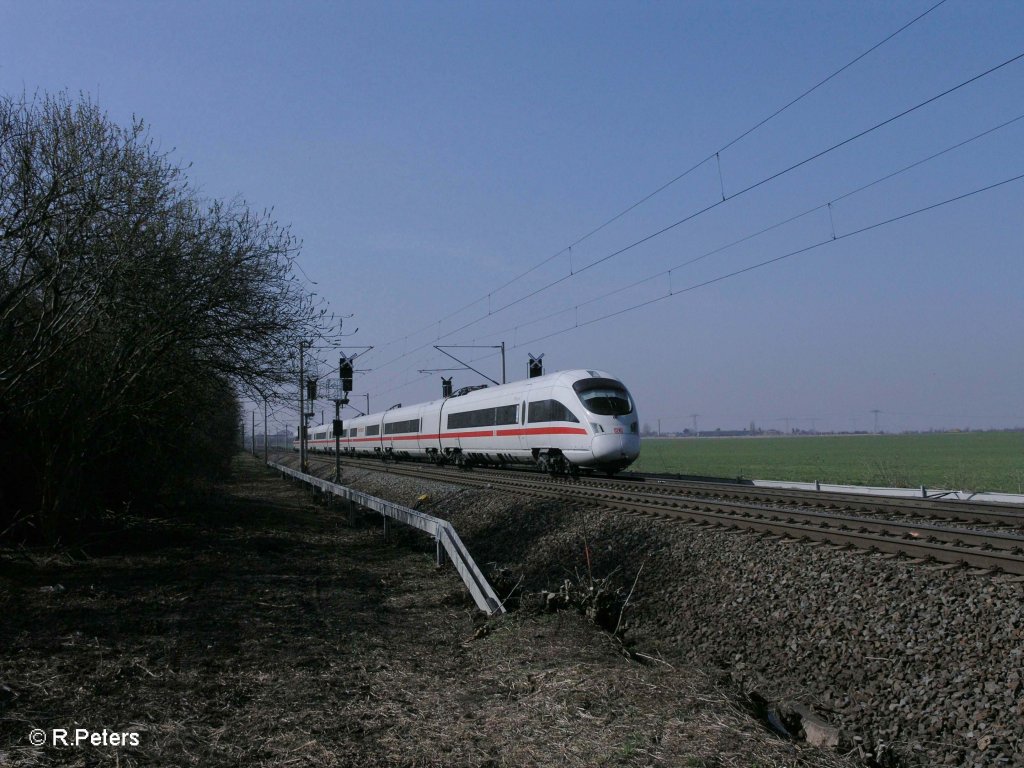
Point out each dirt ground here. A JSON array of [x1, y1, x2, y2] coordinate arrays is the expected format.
[[0, 457, 859, 767]]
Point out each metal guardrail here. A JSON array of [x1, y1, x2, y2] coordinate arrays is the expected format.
[[751, 478, 1024, 505], [268, 460, 505, 616]]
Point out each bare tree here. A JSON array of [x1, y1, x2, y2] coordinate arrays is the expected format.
[[0, 92, 333, 542]]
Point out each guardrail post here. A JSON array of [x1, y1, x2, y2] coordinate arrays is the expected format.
[[436, 535, 446, 567], [383, 514, 390, 543]]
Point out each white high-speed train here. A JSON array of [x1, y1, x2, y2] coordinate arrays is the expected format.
[[296, 369, 640, 474]]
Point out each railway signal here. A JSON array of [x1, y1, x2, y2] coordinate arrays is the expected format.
[[340, 356, 353, 393], [528, 353, 544, 378], [333, 350, 370, 481]]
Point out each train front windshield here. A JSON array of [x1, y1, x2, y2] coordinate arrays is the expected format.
[[573, 378, 633, 416]]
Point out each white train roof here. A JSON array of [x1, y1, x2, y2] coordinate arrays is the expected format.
[[310, 369, 626, 428]]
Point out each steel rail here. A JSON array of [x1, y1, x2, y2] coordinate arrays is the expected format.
[[301, 453, 1024, 574], [315, 453, 1023, 527], [336, 457, 1023, 529], [458, 467, 1024, 527], [632, 478, 1024, 527]]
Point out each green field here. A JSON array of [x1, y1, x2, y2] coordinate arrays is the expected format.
[[634, 432, 1024, 494]]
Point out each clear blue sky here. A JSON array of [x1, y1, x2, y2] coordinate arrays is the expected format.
[[4, 0, 1022, 434]]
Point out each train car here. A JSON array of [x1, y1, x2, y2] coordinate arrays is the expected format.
[[296, 369, 639, 474]]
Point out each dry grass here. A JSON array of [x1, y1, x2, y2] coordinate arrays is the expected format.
[[0, 457, 858, 767]]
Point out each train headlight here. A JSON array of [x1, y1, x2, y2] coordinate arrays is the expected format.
[[590, 422, 604, 433]]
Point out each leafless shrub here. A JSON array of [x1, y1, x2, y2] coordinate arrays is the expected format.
[[0, 92, 331, 542]]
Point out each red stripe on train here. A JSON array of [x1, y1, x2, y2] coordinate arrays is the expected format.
[[303, 426, 589, 444]]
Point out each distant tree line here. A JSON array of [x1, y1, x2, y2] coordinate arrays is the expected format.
[[0, 93, 327, 543]]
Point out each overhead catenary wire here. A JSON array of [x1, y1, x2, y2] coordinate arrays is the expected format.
[[368, 47, 1024, 380], [456, 49, 1024, 322], [512, 171, 1024, 348], [295, 104, 1024, 410], [367, 167, 1022, 398], [368, 0, 951, 356], [491, 110, 1024, 341]]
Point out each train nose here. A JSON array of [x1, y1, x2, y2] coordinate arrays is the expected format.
[[592, 433, 640, 463]]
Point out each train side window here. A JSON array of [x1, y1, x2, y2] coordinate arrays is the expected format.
[[449, 406, 516, 429], [528, 400, 545, 423], [384, 418, 420, 435], [528, 399, 579, 423], [556, 401, 580, 422], [495, 405, 517, 425]]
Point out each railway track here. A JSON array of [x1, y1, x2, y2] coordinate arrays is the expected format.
[[622, 475, 1024, 528], [294, 453, 1024, 575]]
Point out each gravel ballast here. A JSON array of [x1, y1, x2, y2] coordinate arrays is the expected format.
[[305, 458, 1024, 767]]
